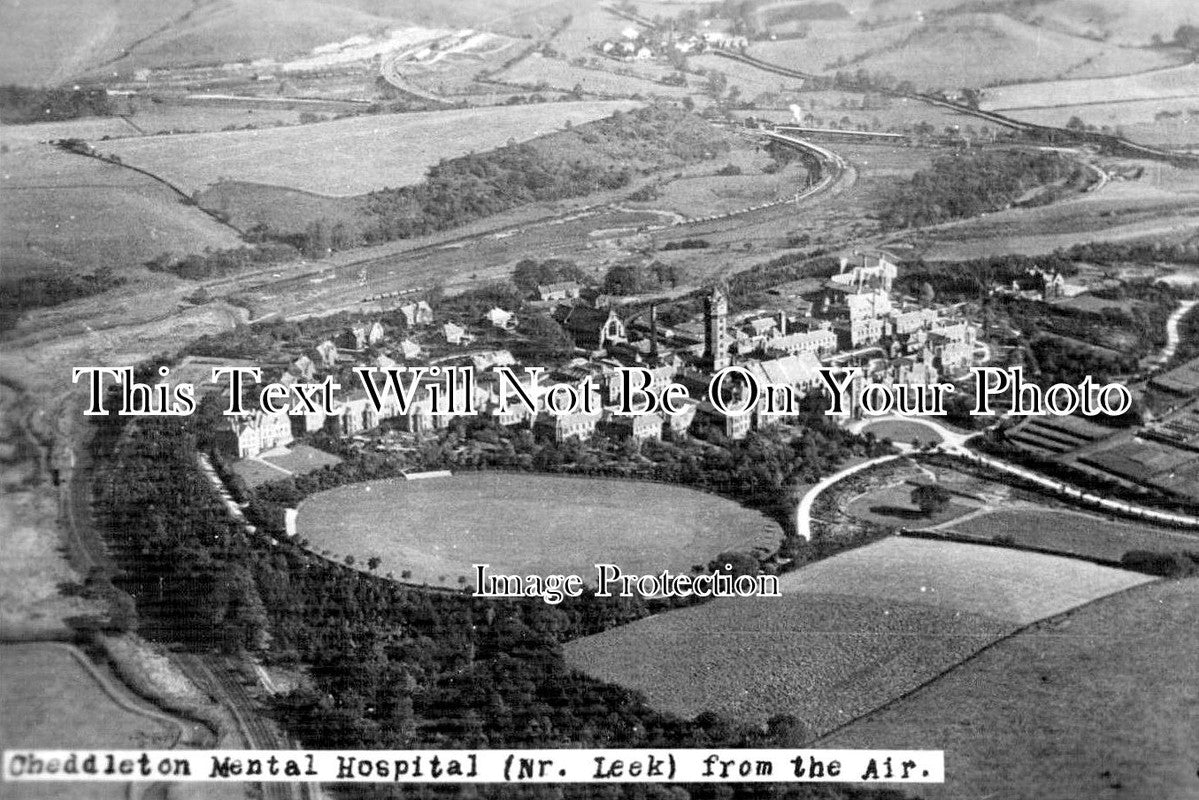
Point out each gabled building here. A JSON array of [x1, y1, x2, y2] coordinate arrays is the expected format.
[[336, 325, 368, 351], [765, 326, 837, 358], [292, 355, 315, 380], [399, 300, 434, 328], [223, 411, 294, 458], [484, 307, 518, 330], [443, 322, 474, 345], [603, 411, 663, 442], [314, 341, 338, 369], [537, 282, 581, 302], [555, 305, 626, 353], [537, 409, 602, 442]]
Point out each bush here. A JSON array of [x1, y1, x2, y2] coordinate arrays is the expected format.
[[1120, 550, 1199, 578]]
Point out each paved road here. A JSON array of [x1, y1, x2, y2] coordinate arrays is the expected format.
[[800, 413, 1199, 540], [1155, 298, 1198, 366], [795, 453, 902, 540]]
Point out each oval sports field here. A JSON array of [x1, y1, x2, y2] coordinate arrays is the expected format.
[[296, 473, 783, 586]]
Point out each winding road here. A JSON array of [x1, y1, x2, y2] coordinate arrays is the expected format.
[[796, 413, 1199, 541]]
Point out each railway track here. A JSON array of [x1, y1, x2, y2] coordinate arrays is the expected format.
[[176, 653, 309, 800], [712, 49, 1199, 166]]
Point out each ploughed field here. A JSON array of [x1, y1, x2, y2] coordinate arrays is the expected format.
[[946, 507, 1199, 562], [564, 537, 1154, 737], [295, 473, 782, 585], [820, 577, 1199, 800]]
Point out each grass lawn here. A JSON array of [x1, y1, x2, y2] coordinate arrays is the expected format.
[[860, 419, 945, 446], [296, 472, 782, 585], [820, 577, 1197, 800], [844, 483, 976, 528], [564, 537, 1152, 736]]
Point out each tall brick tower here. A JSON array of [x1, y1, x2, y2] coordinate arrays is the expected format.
[[704, 284, 730, 371]]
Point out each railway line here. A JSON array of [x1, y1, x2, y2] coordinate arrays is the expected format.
[[176, 653, 309, 800], [712, 49, 1199, 166]]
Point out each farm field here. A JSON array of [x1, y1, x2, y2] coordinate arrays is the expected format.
[[946, 507, 1199, 562], [1007, 0, 1199, 47], [625, 145, 810, 218], [906, 172, 1199, 260], [748, 20, 923, 75], [996, 98, 1199, 148], [981, 63, 1199, 110], [0, 643, 177, 799], [820, 577, 1199, 800], [690, 54, 810, 99], [849, 14, 1176, 90], [499, 56, 692, 99], [101, 102, 641, 196], [1, 146, 244, 280], [296, 473, 782, 585], [564, 537, 1153, 735]]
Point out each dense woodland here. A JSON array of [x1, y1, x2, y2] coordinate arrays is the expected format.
[[88, 388, 910, 800], [877, 150, 1086, 229], [0, 85, 117, 123], [0, 269, 124, 332], [355, 106, 732, 246]]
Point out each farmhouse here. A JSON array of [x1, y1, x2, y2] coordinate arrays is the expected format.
[[399, 300, 434, 328], [484, 307, 517, 330], [537, 281, 581, 302]]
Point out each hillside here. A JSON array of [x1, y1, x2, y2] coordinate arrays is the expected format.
[[848, 13, 1177, 90], [0, 0, 583, 85], [564, 538, 1153, 737], [821, 578, 1199, 799]]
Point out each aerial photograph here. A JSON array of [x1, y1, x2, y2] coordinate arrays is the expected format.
[[1, 0, 1197, 797]]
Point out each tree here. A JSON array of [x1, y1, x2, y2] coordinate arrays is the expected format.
[[1173, 24, 1199, 50], [367, 556, 381, 571], [911, 484, 951, 517], [919, 281, 936, 305]]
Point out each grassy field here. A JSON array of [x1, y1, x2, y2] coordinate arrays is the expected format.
[[820, 577, 1198, 800], [0, 0, 191, 85], [844, 484, 977, 528], [500, 57, 692, 99], [1, 146, 244, 280], [101, 102, 641, 195], [906, 171, 1199, 260], [996, 97, 1199, 148], [0, 643, 176, 799], [982, 63, 1199, 110], [623, 144, 810, 218], [296, 473, 782, 585], [946, 507, 1199, 562], [564, 537, 1152, 735], [859, 419, 945, 446], [748, 20, 923, 75], [850, 14, 1175, 90]]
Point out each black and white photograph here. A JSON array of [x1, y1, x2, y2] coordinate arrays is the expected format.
[[1, 0, 1197, 798]]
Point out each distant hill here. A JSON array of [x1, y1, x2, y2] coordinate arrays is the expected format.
[[0, 0, 581, 86]]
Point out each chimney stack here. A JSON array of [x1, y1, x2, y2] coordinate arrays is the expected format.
[[649, 304, 659, 361], [777, 310, 787, 336]]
